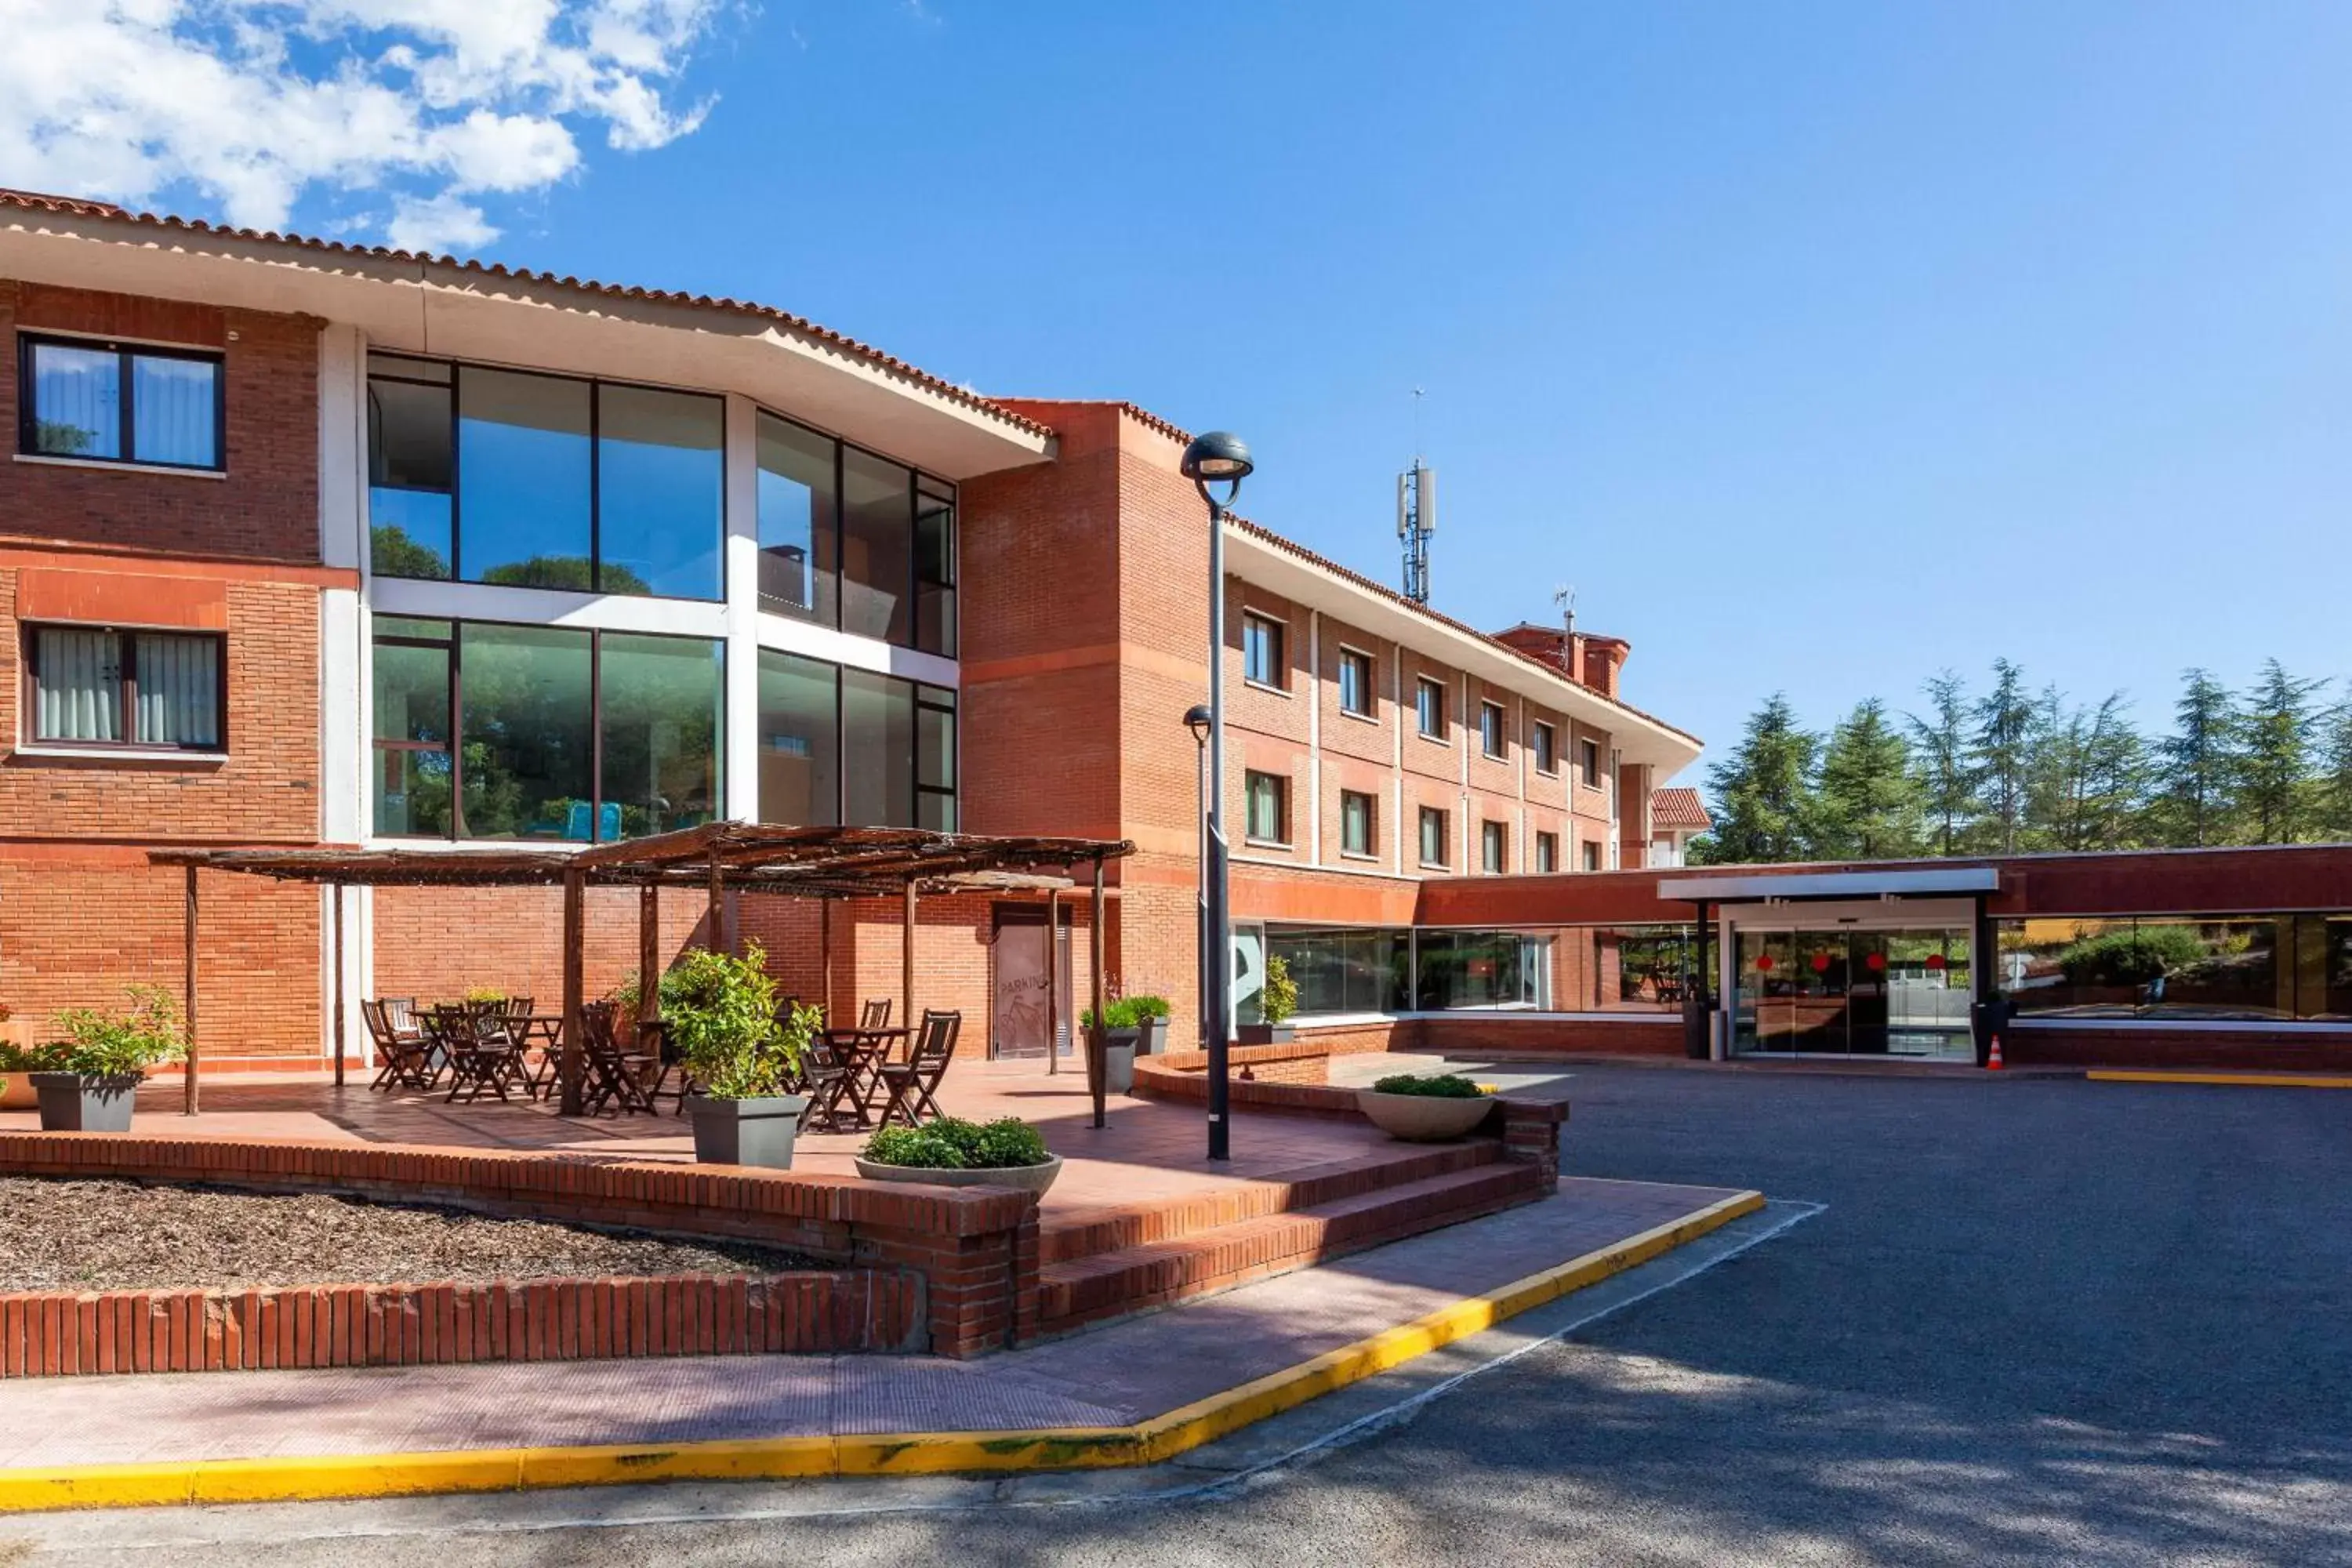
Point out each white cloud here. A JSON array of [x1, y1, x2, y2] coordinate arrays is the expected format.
[[0, 0, 730, 253]]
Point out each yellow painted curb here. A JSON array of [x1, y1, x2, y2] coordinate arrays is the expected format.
[[0, 1188, 1766, 1515], [2087, 1070, 2352, 1090]]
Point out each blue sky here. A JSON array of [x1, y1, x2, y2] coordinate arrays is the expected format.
[[78, 2, 2352, 776]]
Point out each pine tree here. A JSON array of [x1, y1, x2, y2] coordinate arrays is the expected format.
[[1906, 671, 1976, 857], [2153, 670, 2241, 847], [1816, 699, 1922, 860], [1969, 659, 2038, 855], [2316, 699, 2352, 843], [2238, 659, 2326, 844], [1689, 694, 1820, 866], [2028, 690, 2147, 851]]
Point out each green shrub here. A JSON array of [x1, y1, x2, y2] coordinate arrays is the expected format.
[[862, 1116, 1051, 1170], [1370, 1073, 1490, 1098], [461, 985, 509, 1004], [1080, 998, 1144, 1030], [47, 985, 188, 1079], [659, 943, 813, 1101], [1125, 994, 1171, 1021], [1261, 956, 1298, 1025]]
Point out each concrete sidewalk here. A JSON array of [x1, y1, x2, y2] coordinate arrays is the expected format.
[[0, 1177, 1755, 1506]]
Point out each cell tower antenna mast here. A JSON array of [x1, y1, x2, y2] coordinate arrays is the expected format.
[[1398, 389, 1436, 605], [1552, 585, 1577, 673]]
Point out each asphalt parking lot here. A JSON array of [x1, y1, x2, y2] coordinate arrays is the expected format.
[[15, 1065, 2352, 1566]]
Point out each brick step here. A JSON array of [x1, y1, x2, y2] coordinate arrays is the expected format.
[[1039, 1141, 1502, 1265], [1036, 1160, 1546, 1334]]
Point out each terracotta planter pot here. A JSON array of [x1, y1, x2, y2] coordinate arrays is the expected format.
[[0, 1076, 38, 1111], [1356, 1088, 1495, 1143], [853, 1154, 1063, 1198]]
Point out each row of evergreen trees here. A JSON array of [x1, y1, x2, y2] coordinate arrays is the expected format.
[[1691, 660, 2352, 865]]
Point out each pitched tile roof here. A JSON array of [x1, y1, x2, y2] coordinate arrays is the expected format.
[[1650, 787, 1712, 830], [0, 187, 1051, 441]]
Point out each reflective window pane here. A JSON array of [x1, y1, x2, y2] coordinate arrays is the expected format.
[[597, 385, 723, 599], [757, 650, 839, 826], [374, 748, 453, 837], [32, 627, 122, 742], [132, 633, 220, 746], [372, 641, 450, 745], [28, 342, 120, 459], [1415, 931, 1549, 1010], [456, 623, 593, 839], [916, 483, 956, 655], [757, 415, 837, 622], [131, 355, 218, 466], [458, 368, 593, 589], [368, 374, 453, 579], [1267, 927, 1410, 1016], [840, 448, 913, 643], [842, 667, 915, 826], [597, 633, 723, 839]]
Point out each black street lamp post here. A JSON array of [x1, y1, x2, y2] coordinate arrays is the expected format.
[[1179, 431, 1253, 1162]]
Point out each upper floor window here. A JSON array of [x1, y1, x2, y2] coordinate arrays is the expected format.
[[1338, 648, 1374, 717], [754, 649, 959, 831], [1581, 840, 1604, 873], [1532, 721, 1558, 775], [25, 626, 223, 751], [1479, 701, 1506, 760], [1481, 820, 1507, 873], [1535, 831, 1559, 873], [366, 354, 724, 601], [20, 336, 222, 471], [1578, 736, 1602, 789], [1340, 789, 1376, 856], [757, 412, 957, 656], [1417, 805, 1449, 867], [1245, 770, 1290, 844], [1243, 613, 1284, 688], [1415, 677, 1446, 739]]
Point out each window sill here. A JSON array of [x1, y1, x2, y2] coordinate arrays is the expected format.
[[13, 454, 227, 481], [10, 744, 227, 764], [1244, 837, 1295, 851], [1480, 750, 1508, 764], [1415, 730, 1450, 747], [1417, 860, 1450, 872], [1243, 679, 1291, 699], [1338, 707, 1380, 726], [1534, 766, 1559, 779], [1338, 848, 1381, 863]]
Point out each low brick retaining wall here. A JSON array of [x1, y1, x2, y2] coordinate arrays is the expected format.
[[0, 1268, 921, 1379], [0, 1134, 1039, 1363]]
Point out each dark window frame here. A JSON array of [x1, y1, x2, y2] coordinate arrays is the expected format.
[[18, 332, 227, 472], [1479, 701, 1506, 760], [1481, 819, 1507, 873], [1577, 735, 1602, 789], [1338, 648, 1375, 717], [1418, 804, 1450, 868], [1532, 721, 1558, 775], [1415, 677, 1446, 739], [21, 622, 228, 753], [750, 648, 960, 832], [1535, 830, 1559, 873], [368, 615, 727, 842], [1339, 789, 1377, 857], [1243, 768, 1290, 845], [755, 405, 959, 655], [1581, 840, 1603, 873], [1242, 612, 1286, 689]]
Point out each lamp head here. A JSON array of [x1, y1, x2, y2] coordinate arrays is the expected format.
[[1180, 430, 1253, 509], [1182, 703, 1214, 743]]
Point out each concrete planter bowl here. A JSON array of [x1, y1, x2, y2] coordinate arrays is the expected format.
[[1356, 1087, 1496, 1143], [853, 1154, 1065, 1198], [31, 1072, 145, 1133], [684, 1092, 808, 1171]]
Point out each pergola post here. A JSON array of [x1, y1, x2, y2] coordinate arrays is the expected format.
[[637, 882, 661, 1033], [1045, 887, 1060, 1076], [706, 849, 728, 955], [902, 878, 917, 1033], [559, 866, 586, 1116], [331, 884, 347, 1090], [818, 900, 833, 1024], [1089, 855, 1107, 1130], [183, 866, 199, 1117]]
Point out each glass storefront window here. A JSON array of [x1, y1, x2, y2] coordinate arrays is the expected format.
[[597, 385, 724, 600], [1999, 916, 2298, 1021], [757, 413, 837, 623], [1266, 927, 1410, 1016], [1416, 931, 1551, 1011], [1558, 924, 1694, 1012], [597, 633, 724, 840], [457, 368, 594, 590], [456, 623, 595, 838]]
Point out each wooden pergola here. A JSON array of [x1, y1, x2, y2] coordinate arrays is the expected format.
[[151, 824, 1135, 1127]]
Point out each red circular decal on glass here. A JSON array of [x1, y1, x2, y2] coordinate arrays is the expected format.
[[1926, 953, 1947, 971], [1811, 953, 1832, 973], [1866, 952, 1886, 971], [1754, 953, 1774, 972]]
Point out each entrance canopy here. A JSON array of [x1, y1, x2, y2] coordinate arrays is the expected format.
[[1664, 866, 1999, 904]]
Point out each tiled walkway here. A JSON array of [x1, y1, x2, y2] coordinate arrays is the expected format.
[[0, 1062, 1399, 1222], [0, 1178, 1747, 1468]]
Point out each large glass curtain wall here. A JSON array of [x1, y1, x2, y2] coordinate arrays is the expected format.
[[366, 355, 724, 598], [757, 411, 957, 656], [756, 649, 957, 831], [369, 618, 722, 841], [1259, 924, 1700, 1018], [1996, 915, 2352, 1021]]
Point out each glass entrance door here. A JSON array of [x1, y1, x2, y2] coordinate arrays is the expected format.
[[1734, 925, 1973, 1058]]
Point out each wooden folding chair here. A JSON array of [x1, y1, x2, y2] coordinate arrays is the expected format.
[[878, 1010, 960, 1127], [363, 998, 435, 1091], [796, 1033, 860, 1132], [859, 997, 893, 1029]]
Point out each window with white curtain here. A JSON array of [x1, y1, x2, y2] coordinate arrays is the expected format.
[[28, 627, 222, 749], [20, 337, 223, 470]]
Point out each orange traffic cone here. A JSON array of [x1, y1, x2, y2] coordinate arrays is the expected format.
[[1986, 1033, 2005, 1072]]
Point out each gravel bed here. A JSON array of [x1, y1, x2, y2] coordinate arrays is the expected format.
[[0, 1177, 822, 1293]]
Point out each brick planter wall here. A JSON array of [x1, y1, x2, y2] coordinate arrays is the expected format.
[[0, 1269, 920, 1379], [0, 1134, 1041, 1361]]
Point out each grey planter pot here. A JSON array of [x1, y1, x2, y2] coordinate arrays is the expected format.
[[1101, 1027, 1139, 1094], [685, 1092, 808, 1170], [854, 1154, 1064, 1198], [31, 1072, 143, 1133], [1132, 1016, 1167, 1056], [1236, 1022, 1294, 1046]]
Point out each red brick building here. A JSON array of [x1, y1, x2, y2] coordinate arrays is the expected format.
[[4, 188, 2347, 1076]]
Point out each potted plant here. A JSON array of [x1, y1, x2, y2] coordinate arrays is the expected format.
[[1238, 955, 1298, 1045], [1356, 1072, 1497, 1142], [30, 985, 187, 1133], [1079, 998, 1142, 1093], [661, 943, 816, 1170], [855, 1116, 1063, 1197], [1127, 994, 1172, 1055], [0, 1004, 34, 1111]]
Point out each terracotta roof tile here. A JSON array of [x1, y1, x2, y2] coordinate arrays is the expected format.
[[0, 187, 1052, 441], [1650, 787, 1711, 829]]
